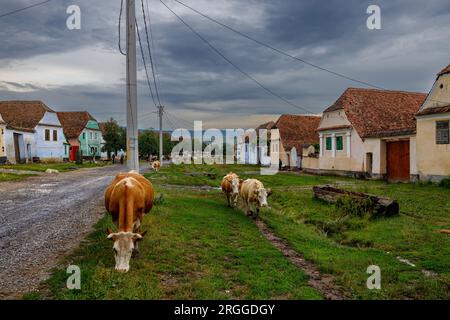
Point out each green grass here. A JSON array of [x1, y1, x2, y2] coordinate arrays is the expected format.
[[28, 164, 450, 300], [0, 172, 36, 182], [0, 162, 106, 172], [30, 186, 320, 300]]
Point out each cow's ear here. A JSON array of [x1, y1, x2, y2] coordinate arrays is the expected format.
[[139, 230, 147, 238], [267, 188, 273, 197], [132, 232, 144, 241]]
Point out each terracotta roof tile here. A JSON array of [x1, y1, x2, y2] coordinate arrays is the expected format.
[[416, 105, 450, 116], [57, 111, 96, 139], [273, 114, 321, 151], [0, 100, 55, 132], [438, 64, 450, 78], [323, 88, 427, 138], [255, 121, 275, 131]]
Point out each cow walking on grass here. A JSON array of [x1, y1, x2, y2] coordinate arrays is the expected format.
[[239, 179, 272, 218], [221, 172, 241, 207], [151, 160, 161, 172], [104, 170, 154, 273]]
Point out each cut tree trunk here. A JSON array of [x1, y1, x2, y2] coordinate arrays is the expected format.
[[313, 185, 399, 217]]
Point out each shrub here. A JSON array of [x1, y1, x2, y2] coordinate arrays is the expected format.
[[438, 178, 450, 189], [335, 195, 373, 218]]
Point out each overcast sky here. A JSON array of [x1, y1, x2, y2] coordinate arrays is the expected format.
[[1, 0, 449, 129]]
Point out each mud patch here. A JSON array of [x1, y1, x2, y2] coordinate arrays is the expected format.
[[254, 218, 350, 300]]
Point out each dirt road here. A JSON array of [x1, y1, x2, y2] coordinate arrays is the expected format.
[[0, 164, 133, 299]]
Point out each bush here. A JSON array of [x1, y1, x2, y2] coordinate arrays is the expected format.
[[438, 178, 450, 189], [336, 195, 373, 218]]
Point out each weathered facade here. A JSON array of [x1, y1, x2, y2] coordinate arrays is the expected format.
[[0, 114, 6, 163], [311, 88, 426, 181], [0, 101, 68, 163], [415, 64, 450, 181]]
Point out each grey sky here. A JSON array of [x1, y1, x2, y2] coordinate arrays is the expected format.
[[0, 0, 449, 129]]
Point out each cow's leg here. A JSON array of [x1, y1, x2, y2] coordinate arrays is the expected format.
[[246, 201, 253, 216], [226, 193, 231, 207]]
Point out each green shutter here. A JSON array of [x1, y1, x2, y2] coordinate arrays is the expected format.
[[336, 136, 343, 151], [326, 137, 332, 150]]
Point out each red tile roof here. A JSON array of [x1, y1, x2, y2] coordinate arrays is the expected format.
[[273, 114, 321, 151], [255, 121, 275, 131], [0, 100, 55, 132], [416, 105, 450, 116], [57, 111, 96, 139], [323, 88, 427, 138], [438, 64, 450, 78]]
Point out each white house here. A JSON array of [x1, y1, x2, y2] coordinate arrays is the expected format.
[[0, 114, 7, 164], [0, 101, 68, 163], [309, 88, 427, 182]]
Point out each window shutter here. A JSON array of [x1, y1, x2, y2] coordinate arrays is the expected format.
[[436, 121, 449, 144]]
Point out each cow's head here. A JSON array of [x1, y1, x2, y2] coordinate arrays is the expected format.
[[107, 228, 146, 273], [230, 177, 240, 203], [255, 187, 272, 208]]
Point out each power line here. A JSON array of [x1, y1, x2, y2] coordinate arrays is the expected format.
[[0, 0, 52, 19], [118, 0, 127, 55], [164, 109, 194, 129], [172, 0, 384, 90], [159, 0, 314, 114], [145, 0, 165, 103], [141, 0, 162, 106], [136, 19, 158, 107]]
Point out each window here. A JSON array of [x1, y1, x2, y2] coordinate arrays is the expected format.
[[82, 132, 86, 139], [95, 132, 98, 139], [89, 132, 93, 139], [44, 129, 50, 141], [53, 130, 57, 141], [326, 137, 332, 150], [436, 121, 449, 144], [336, 136, 343, 151]]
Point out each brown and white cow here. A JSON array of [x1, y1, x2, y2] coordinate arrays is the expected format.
[[221, 172, 240, 207], [104, 170, 154, 272], [239, 179, 272, 218], [151, 160, 161, 172]]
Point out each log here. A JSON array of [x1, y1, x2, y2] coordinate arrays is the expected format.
[[313, 185, 399, 217], [185, 172, 217, 179]]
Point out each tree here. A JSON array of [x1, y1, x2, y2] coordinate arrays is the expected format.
[[101, 118, 126, 159], [138, 130, 158, 159]]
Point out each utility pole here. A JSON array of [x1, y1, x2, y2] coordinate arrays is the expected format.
[[158, 105, 164, 165], [126, 0, 139, 172]]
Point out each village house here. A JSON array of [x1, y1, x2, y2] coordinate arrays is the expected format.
[[242, 115, 320, 169], [0, 113, 6, 164], [0, 101, 68, 164], [273, 114, 321, 169], [415, 64, 450, 181], [309, 88, 427, 182], [57, 111, 102, 161]]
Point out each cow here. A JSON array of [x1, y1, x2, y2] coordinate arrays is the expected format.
[[221, 172, 240, 207], [239, 179, 272, 218], [104, 170, 154, 273], [151, 160, 161, 172]]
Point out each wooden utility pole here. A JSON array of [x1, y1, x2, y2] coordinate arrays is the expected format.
[[126, 0, 139, 171], [158, 105, 164, 165]]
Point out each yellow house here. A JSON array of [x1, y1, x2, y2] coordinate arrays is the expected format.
[[415, 64, 450, 181], [0, 113, 6, 163]]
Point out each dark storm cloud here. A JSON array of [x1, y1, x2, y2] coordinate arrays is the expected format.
[[0, 0, 449, 129]]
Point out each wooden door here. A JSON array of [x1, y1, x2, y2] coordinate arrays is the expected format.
[[386, 141, 410, 182], [13, 133, 20, 163]]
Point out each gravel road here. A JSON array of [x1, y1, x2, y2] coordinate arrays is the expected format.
[[0, 164, 132, 299]]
